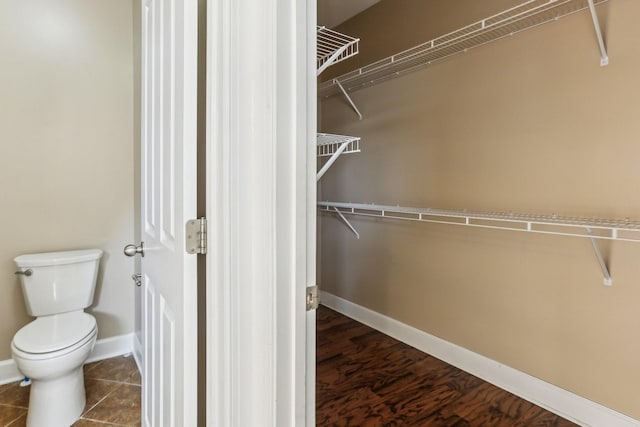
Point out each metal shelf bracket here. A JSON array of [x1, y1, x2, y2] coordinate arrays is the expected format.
[[336, 80, 363, 120], [587, 0, 609, 66], [316, 134, 361, 181], [586, 227, 613, 286], [334, 207, 360, 239], [317, 141, 350, 181]]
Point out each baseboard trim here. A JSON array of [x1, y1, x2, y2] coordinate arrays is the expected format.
[[85, 333, 135, 364], [320, 291, 640, 427], [0, 332, 135, 386], [0, 358, 21, 386]]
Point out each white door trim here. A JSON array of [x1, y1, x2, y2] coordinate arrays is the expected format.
[[304, 1, 318, 426], [205, 0, 315, 425]]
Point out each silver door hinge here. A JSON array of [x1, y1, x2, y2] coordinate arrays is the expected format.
[[306, 286, 319, 311], [186, 218, 207, 255]]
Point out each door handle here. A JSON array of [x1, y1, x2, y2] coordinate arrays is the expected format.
[[123, 242, 145, 257]]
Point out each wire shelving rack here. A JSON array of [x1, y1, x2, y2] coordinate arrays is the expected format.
[[317, 26, 360, 76], [318, 201, 640, 285], [316, 134, 361, 181], [318, 0, 609, 97]]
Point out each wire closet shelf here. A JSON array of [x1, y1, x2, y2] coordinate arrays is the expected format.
[[317, 26, 360, 76], [317, 133, 361, 157], [316, 25, 362, 180], [316, 134, 361, 182], [318, 201, 640, 243], [318, 0, 608, 96]]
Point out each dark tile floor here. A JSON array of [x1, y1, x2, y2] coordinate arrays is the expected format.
[[0, 355, 140, 427]]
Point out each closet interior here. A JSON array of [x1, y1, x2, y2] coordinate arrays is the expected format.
[[316, 0, 640, 424], [317, 0, 637, 285]]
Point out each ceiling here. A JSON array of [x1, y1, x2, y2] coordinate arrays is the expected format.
[[317, 0, 381, 28]]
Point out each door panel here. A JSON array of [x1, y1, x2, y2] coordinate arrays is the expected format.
[[141, 0, 198, 426]]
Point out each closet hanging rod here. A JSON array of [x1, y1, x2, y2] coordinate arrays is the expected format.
[[318, 201, 640, 243], [318, 0, 609, 97]]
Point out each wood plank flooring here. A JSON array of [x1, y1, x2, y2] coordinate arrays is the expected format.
[[316, 305, 578, 427]]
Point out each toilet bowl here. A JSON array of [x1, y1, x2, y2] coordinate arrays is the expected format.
[[12, 313, 98, 427], [11, 249, 103, 427]]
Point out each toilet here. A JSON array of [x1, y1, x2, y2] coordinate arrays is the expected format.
[[11, 249, 103, 427]]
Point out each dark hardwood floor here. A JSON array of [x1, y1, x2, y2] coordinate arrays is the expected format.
[[316, 305, 578, 427]]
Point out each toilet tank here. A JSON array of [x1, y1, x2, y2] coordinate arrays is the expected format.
[[14, 249, 103, 317]]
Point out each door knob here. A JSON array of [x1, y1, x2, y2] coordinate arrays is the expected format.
[[124, 242, 145, 257]]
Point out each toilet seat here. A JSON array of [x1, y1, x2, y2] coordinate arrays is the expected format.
[[12, 328, 97, 363], [13, 312, 97, 356]]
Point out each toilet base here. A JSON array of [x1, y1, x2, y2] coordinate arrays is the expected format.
[[26, 366, 86, 427]]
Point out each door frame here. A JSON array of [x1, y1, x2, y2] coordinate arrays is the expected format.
[[205, 0, 316, 425]]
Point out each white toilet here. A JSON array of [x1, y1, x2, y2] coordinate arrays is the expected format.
[[11, 249, 103, 427]]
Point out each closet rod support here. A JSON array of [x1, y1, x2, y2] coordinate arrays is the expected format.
[[587, 0, 609, 66], [586, 227, 612, 286], [316, 140, 351, 181], [334, 207, 360, 239], [336, 80, 363, 120]]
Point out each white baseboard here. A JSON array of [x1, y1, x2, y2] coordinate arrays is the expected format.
[[320, 291, 640, 427], [0, 358, 22, 385], [0, 332, 135, 386], [85, 332, 135, 364]]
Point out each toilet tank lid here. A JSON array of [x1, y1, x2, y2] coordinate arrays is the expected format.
[[14, 249, 103, 267], [13, 312, 97, 354]]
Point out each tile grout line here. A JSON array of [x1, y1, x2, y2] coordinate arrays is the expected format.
[[85, 377, 141, 386], [0, 383, 29, 410], [79, 379, 138, 427], [77, 418, 131, 427], [0, 401, 28, 410], [3, 409, 26, 427], [81, 383, 119, 417], [79, 374, 140, 426], [82, 361, 103, 378]]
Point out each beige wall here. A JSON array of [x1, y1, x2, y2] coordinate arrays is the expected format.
[[0, 0, 136, 360], [320, 0, 640, 419]]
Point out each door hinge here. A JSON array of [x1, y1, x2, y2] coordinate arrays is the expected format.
[[306, 286, 320, 311], [186, 217, 207, 255]]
